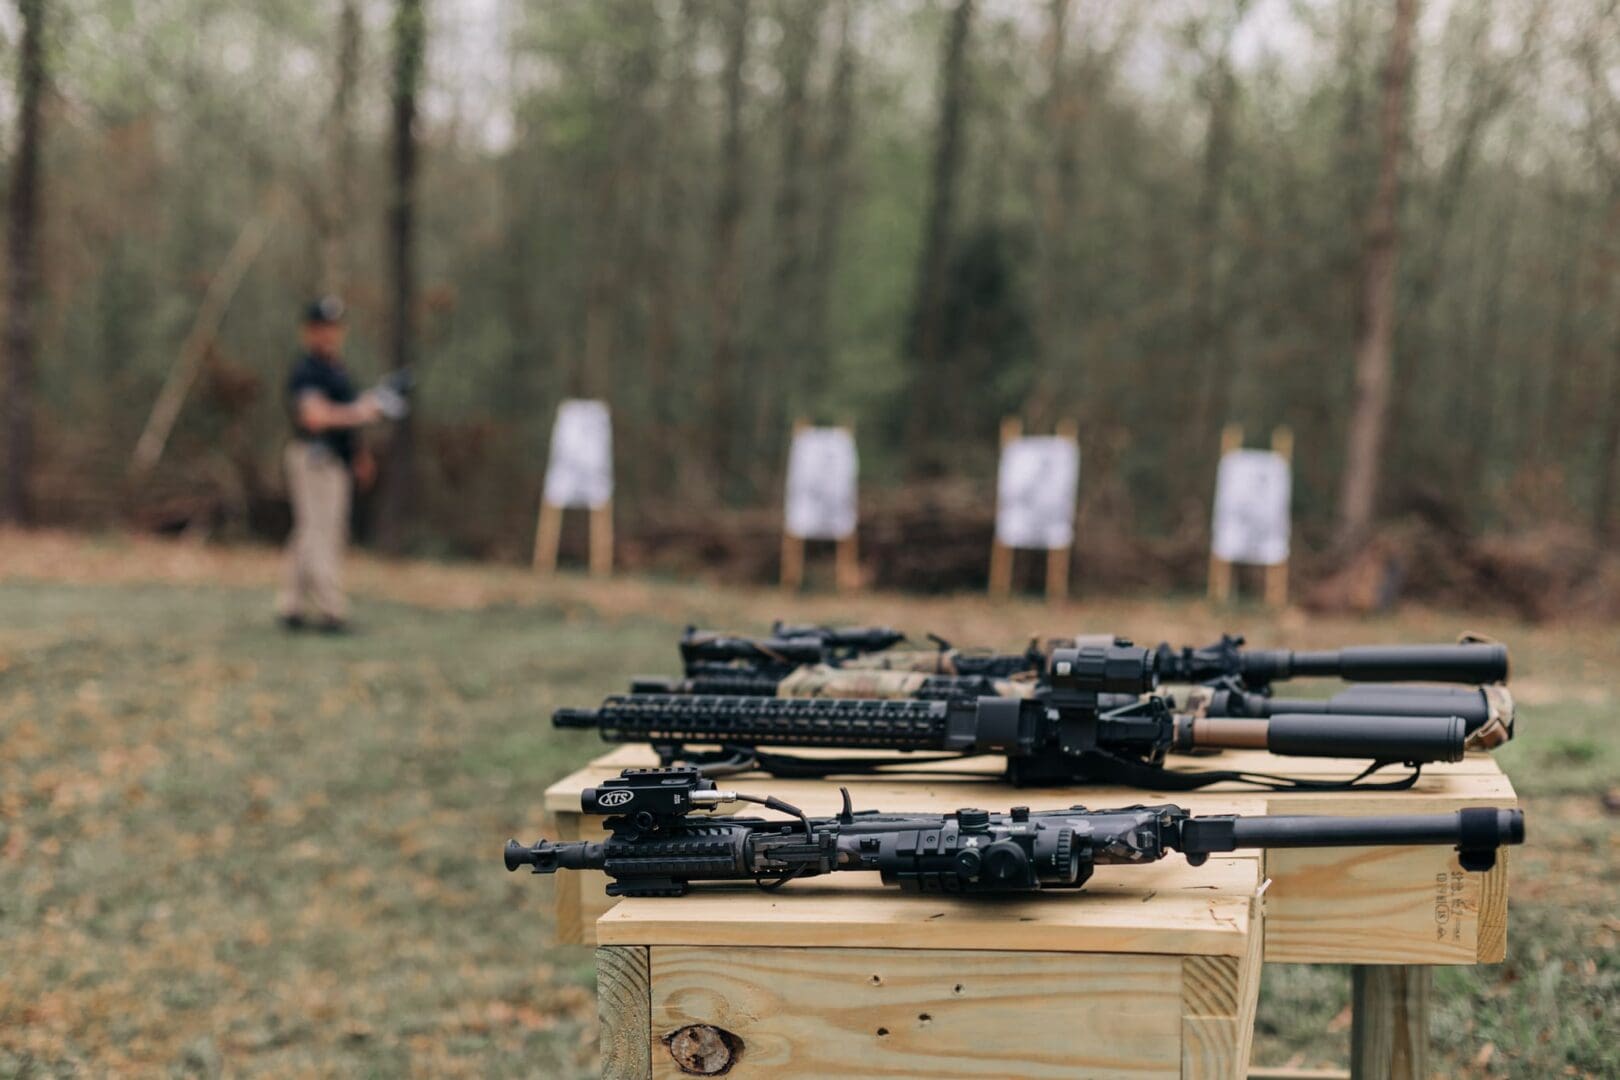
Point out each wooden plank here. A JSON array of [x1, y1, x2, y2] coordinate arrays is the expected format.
[[649, 946, 1186, 1080], [549, 747, 1517, 960], [1476, 849, 1508, 963], [835, 533, 860, 592], [1260, 788, 1516, 966], [590, 502, 614, 578], [543, 744, 1514, 816], [532, 500, 562, 572], [1247, 1070, 1350, 1080], [988, 416, 1022, 600], [1349, 965, 1430, 1080], [1181, 956, 1240, 1079], [1263, 846, 1489, 965], [598, 857, 1260, 957], [596, 945, 651, 1080], [1046, 544, 1070, 604], [1266, 426, 1294, 609], [1182, 891, 1265, 1080], [1209, 424, 1244, 604], [780, 532, 805, 591]]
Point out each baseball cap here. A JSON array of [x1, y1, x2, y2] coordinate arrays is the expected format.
[[304, 296, 347, 325]]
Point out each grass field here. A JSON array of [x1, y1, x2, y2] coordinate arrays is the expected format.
[[1, 531, 1616, 1078]]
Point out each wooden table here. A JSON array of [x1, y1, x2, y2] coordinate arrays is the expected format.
[[537, 747, 1517, 1079]]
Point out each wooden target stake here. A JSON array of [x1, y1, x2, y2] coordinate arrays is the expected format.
[[533, 499, 614, 578], [1264, 425, 1293, 609], [1206, 423, 1243, 605], [987, 416, 1021, 600], [1207, 423, 1292, 608], [781, 418, 860, 594], [989, 416, 1076, 603]]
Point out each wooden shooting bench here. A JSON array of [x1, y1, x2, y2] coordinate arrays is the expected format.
[[538, 748, 1517, 1079]]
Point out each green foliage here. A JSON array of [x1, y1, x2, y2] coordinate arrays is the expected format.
[[7, 0, 1620, 550]]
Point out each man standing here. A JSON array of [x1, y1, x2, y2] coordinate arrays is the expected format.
[[277, 297, 382, 632]]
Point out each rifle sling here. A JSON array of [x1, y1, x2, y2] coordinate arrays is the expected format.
[[702, 745, 1424, 792]]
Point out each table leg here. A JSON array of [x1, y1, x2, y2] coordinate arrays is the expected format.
[[1350, 965, 1431, 1080]]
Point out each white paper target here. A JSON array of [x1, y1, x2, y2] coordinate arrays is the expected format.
[[542, 399, 613, 510], [784, 427, 858, 540], [1211, 449, 1291, 566], [994, 436, 1080, 550]]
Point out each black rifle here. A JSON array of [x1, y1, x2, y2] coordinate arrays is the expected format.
[[1155, 634, 1508, 691], [504, 767, 1524, 898], [556, 639, 1473, 791]]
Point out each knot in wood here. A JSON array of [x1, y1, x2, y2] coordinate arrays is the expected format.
[[663, 1023, 743, 1076]]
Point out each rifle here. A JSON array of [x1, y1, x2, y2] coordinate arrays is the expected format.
[[630, 665, 1513, 750], [1181, 682, 1514, 748], [666, 625, 907, 689], [1154, 634, 1508, 691], [504, 766, 1524, 898], [556, 639, 1477, 791]]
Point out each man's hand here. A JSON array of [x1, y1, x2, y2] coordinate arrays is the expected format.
[[352, 447, 378, 492], [298, 392, 383, 432]]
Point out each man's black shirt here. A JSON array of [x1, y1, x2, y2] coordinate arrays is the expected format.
[[287, 352, 358, 464]]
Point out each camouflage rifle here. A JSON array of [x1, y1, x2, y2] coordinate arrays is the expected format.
[[504, 766, 1524, 898], [558, 639, 1482, 791]]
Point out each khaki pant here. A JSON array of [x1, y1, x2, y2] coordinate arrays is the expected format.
[[277, 441, 352, 622]]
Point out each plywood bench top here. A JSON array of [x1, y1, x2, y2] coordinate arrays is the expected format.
[[596, 853, 1262, 957]]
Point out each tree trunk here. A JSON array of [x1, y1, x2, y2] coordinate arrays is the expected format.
[[1033, 0, 1076, 401], [905, 0, 975, 473], [644, 0, 701, 493], [759, 0, 822, 449], [320, 0, 362, 298], [707, 0, 750, 491], [1192, 19, 1239, 460], [803, 0, 857, 405], [2, 0, 46, 526], [1336, 0, 1417, 550], [375, 0, 425, 552]]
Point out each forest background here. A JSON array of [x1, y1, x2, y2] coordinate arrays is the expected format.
[[2, 0, 1618, 613]]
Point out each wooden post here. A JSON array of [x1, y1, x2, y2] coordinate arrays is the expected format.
[[589, 502, 614, 578], [988, 416, 1021, 599], [1265, 425, 1294, 609], [1207, 423, 1243, 604], [835, 533, 859, 593], [781, 419, 809, 591], [1047, 418, 1078, 603], [1350, 965, 1431, 1080], [533, 501, 562, 573], [596, 945, 652, 1080], [781, 531, 806, 591], [534, 501, 613, 577]]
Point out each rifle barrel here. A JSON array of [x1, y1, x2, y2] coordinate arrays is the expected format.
[[1183, 713, 1465, 762], [1268, 643, 1508, 684]]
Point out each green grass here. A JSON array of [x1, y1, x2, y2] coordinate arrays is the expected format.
[[0, 573, 1616, 1077], [1251, 674, 1620, 1078], [0, 582, 669, 1078]]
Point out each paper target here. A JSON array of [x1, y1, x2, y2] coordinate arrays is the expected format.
[[994, 436, 1080, 550], [784, 427, 859, 541], [542, 399, 613, 510], [1211, 448, 1291, 566]]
